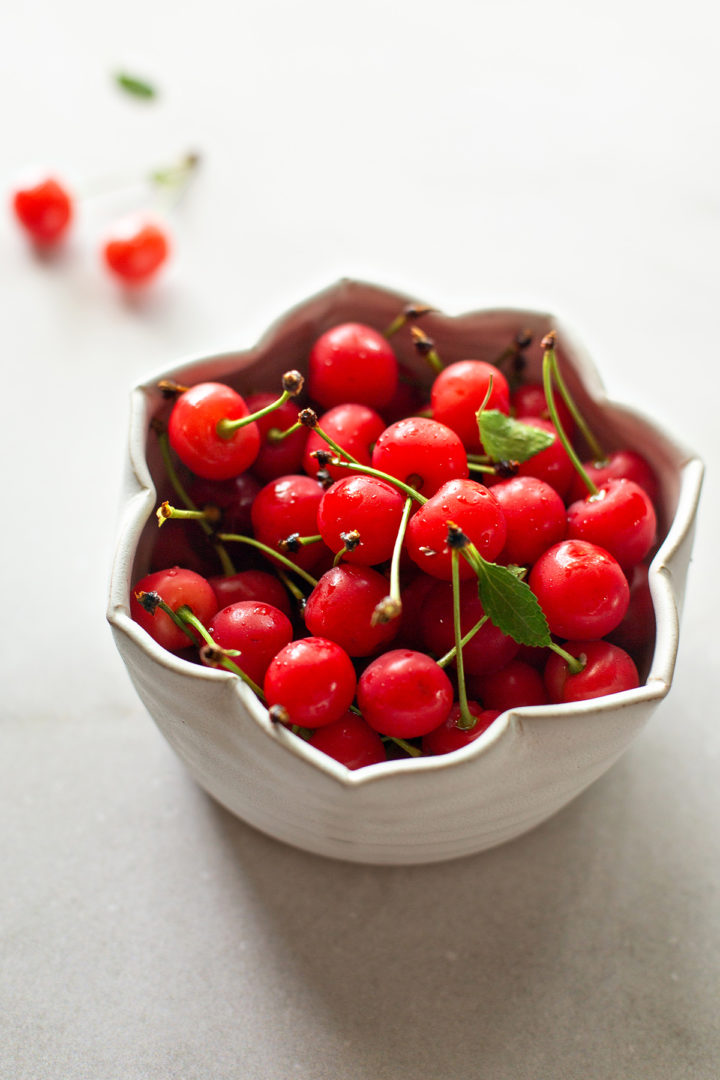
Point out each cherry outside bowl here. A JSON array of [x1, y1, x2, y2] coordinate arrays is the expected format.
[[107, 279, 703, 865]]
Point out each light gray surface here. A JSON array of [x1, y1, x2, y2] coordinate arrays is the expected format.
[[1, 2, 719, 1077]]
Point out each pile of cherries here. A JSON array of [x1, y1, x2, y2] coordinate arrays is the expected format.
[[131, 310, 659, 770]]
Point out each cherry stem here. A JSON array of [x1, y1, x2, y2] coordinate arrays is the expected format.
[[467, 462, 497, 475], [467, 453, 491, 464], [135, 591, 198, 647], [217, 532, 319, 588], [308, 423, 360, 465], [384, 303, 435, 338], [382, 735, 422, 758], [551, 350, 605, 463], [275, 568, 306, 604], [411, 327, 443, 374], [542, 342, 598, 497], [390, 497, 414, 606], [175, 605, 266, 698], [327, 458, 428, 504], [450, 547, 477, 731], [372, 496, 414, 625], [332, 546, 349, 567], [549, 641, 586, 675], [216, 389, 291, 440], [436, 614, 489, 669], [155, 430, 236, 576], [280, 533, 322, 552]]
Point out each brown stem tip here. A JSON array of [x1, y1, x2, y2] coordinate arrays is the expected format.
[[541, 330, 558, 350], [282, 370, 304, 396]]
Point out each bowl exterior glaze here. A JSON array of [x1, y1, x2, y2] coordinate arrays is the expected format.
[[108, 279, 703, 864]]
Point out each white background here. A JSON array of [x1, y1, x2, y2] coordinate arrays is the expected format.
[[2, 2, 719, 1078]]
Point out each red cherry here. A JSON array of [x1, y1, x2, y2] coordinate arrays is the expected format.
[[421, 704, 501, 756], [529, 539, 630, 640], [607, 562, 655, 657], [513, 417, 575, 498], [207, 569, 292, 616], [569, 449, 660, 506], [304, 565, 400, 656], [395, 572, 437, 649], [244, 392, 308, 481], [468, 659, 549, 711], [130, 567, 218, 653], [208, 601, 293, 685], [491, 476, 567, 566], [308, 711, 387, 769], [302, 403, 386, 482], [431, 360, 510, 452], [250, 474, 325, 571], [371, 417, 468, 497], [357, 649, 454, 738], [264, 637, 357, 728], [168, 383, 261, 481], [317, 475, 406, 565], [544, 640, 639, 703], [566, 477, 656, 569], [404, 478, 507, 580], [381, 361, 429, 424], [103, 218, 170, 284], [12, 177, 73, 245], [511, 381, 574, 436], [421, 580, 520, 676], [187, 472, 262, 535], [308, 323, 398, 409]]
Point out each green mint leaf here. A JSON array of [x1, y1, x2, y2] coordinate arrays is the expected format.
[[115, 72, 157, 100], [475, 558, 551, 648], [477, 409, 555, 463]]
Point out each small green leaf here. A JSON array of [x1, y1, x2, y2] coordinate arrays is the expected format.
[[477, 409, 555, 463], [475, 557, 551, 648], [115, 72, 157, 100]]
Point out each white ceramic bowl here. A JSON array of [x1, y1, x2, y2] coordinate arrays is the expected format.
[[107, 279, 703, 865]]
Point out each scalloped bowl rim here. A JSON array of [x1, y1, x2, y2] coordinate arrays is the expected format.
[[107, 282, 704, 793]]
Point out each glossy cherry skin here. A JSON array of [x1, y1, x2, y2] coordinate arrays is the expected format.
[[168, 383, 261, 481], [421, 704, 501, 756], [103, 219, 170, 283], [130, 567, 219, 653], [431, 360, 510, 452], [302, 403, 386, 482], [490, 476, 567, 567], [208, 601, 293, 685], [468, 659, 549, 711], [208, 569, 292, 617], [304, 565, 400, 656], [511, 381, 574, 437], [608, 562, 655, 656], [421, 580, 520, 676], [529, 539, 630, 640], [544, 640, 639, 703], [357, 649, 454, 738], [569, 449, 659, 505], [12, 177, 73, 244], [308, 711, 386, 769], [513, 417, 575, 499], [264, 637, 357, 728], [250, 474, 325, 571], [371, 417, 468, 498], [308, 323, 398, 409], [566, 478, 656, 569], [244, 392, 307, 481], [404, 478, 507, 580], [317, 475, 406, 566]]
